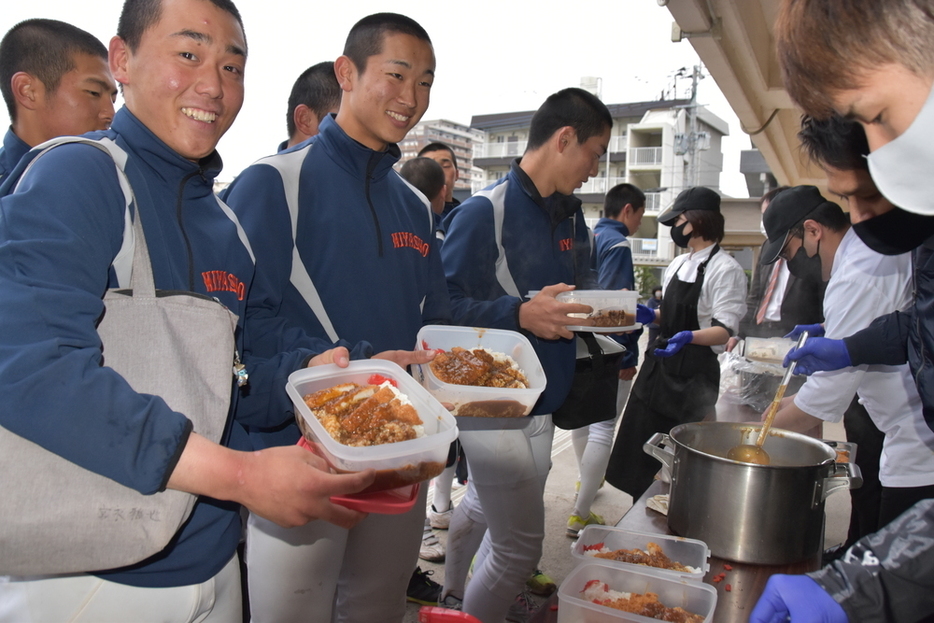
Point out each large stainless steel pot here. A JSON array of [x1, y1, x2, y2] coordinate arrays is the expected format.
[[644, 422, 862, 564]]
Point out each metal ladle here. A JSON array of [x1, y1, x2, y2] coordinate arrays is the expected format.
[[727, 331, 809, 465]]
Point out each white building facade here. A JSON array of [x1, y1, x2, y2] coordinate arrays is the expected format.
[[470, 99, 729, 266]]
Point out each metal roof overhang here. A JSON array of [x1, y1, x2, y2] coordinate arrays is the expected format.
[[663, 0, 828, 194]]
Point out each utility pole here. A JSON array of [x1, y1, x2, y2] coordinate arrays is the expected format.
[[673, 64, 710, 189], [688, 64, 701, 188]]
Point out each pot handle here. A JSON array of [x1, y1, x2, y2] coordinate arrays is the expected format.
[[819, 461, 863, 504], [643, 432, 674, 471]]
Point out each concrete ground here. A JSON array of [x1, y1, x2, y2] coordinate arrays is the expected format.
[[403, 342, 851, 622]]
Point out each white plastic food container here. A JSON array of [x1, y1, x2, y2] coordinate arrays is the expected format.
[[412, 325, 547, 418], [557, 560, 717, 623], [286, 360, 457, 493], [556, 290, 641, 332], [571, 526, 710, 582], [743, 336, 796, 364]]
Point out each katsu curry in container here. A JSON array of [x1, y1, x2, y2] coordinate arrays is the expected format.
[[413, 325, 547, 418], [286, 360, 457, 494]]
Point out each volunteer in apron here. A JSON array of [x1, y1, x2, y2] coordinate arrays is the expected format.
[[606, 187, 747, 499]]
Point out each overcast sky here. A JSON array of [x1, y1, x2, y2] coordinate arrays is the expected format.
[[1, 0, 751, 196]]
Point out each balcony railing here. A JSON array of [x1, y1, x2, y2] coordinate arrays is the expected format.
[[645, 192, 662, 213], [475, 135, 629, 159], [609, 135, 628, 153], [575, 176, 627, 195], [630, 237, 660, 258], [629, 146, 663, 167], [474, 141, 527, 159]]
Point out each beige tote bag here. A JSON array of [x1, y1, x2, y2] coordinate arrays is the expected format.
[[0, 138, 238, 575]]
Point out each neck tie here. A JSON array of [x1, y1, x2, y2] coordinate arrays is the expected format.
[[756, 259, 783, 325]]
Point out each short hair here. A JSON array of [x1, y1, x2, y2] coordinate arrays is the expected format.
[[798, 114, 870, 172], [789, 200, 850, 237], [286, 62, 339, 138], [418, 141, 458, 171], [118, 0, 246, 54], [343, 13, 431, 75], [527, 87, 612, 151], [604, 183, 646, 218], [400, 157, 445, 201], [775, 0, 934, 118], [0, 19, 108, 121], [652, 286, 663, 296], [761, 185, 791, 208], [683, 208, 725, 243]]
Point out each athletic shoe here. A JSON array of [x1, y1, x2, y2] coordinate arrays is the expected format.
[[406, 567, 443, 605], [566, 511, 605, 538], [438, 593, 464, 611], [419, 518, 445, 562], [505, 590, 540, 623], [526, 569, 556, 597], [429, 502, 454, 530]]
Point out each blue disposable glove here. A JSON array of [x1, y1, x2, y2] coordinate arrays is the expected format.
[[636, 304, 656, 326], [785, 323, 825, 340], [783, 337, 852, 375], [750, 575, 848, 623], [654, 330, 693, 358]]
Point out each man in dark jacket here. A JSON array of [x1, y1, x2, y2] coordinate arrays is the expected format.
[[739, 186, 825, 340], [0, 0, 372, 619], [222, 13, 449, 623], [566, 182, 644, 537], [0, 18, 117, 181], [439, 87, 606, 622]]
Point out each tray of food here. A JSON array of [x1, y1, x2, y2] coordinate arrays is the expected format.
[[413, 325, 547, 418], [556, 290, 641, 332], [286, 360, 457, 494], [572, 526, 710, 582], [558, 560, 717, 623], [743, 336, 796, 364]]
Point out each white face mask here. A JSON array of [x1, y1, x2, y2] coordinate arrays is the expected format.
[[867, 82, 934, 215], [759, 220, 768, 237]]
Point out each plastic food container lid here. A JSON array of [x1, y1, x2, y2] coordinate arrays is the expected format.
[[297, 437, 420, 514], [571, 525, 710, 582], [287, 360, 457, 494], [743, 336, 796, 364], [557, 560, 717, 623], [413, 325, 546, 420]]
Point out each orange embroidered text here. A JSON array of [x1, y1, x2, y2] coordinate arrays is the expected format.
[[391, 231, 430, 257], [201, 270, 246, 301]]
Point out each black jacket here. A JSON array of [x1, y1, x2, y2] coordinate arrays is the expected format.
[[739, 246, 825, 338]]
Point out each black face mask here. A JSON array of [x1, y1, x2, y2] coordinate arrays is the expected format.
[[670, 222, 692, 248], [786, 241, 823, 282], [852, 207, 934, 255]]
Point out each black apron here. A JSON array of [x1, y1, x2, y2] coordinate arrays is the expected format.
[[606, 246, 722, 499]]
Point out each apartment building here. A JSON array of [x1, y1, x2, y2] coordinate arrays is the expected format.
[[469, 99, 730, 267], [397, 118, 484, 193]]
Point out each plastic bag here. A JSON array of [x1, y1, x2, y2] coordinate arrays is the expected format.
[[716, 347, 789, 419]]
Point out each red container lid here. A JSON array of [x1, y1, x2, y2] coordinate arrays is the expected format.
[[297, 437, 419, 514]]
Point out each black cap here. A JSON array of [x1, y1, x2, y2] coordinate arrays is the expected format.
[[760, 185, 832, 264], [658, 187, 721, 225]]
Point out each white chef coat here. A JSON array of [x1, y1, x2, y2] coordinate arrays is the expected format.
[[663, 244, 748, 354], [794, 228, 934, 487]]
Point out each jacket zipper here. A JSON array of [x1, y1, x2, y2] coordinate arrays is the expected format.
[[177, 170, 200, 290], [365, 152, 383, 257]]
